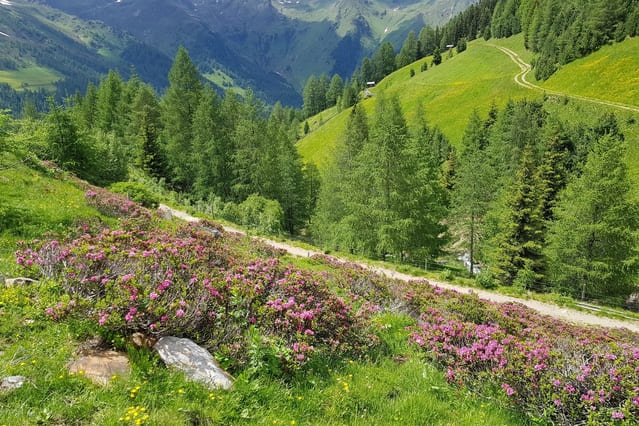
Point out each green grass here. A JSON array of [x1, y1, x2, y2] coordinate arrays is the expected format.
[[204, 70, 247, 97], [0, 66, 62, 91], [298, 34, 639, 174], [0, 284, 524, 425], [298, 38, 532, 168], [542, 37, 639, 107], [487, 33, 534, 64], [0, 155, 112, 277], [0, 159, 525, 424]]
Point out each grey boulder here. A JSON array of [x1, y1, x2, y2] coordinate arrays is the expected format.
[[154, 336, 233, 390]]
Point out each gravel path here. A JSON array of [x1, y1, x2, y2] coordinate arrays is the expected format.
[[490, 44, 639, 113], [159, 204, 639, 333]]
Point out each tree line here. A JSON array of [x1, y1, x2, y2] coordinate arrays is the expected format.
[[4, 47, 314, 235], [312, 95, 638, 306]]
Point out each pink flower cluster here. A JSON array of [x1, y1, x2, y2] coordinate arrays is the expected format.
[[17, 219, 376, 372]]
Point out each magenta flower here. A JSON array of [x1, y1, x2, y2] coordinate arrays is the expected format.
[[149, 292, 159, 300], [176, 309, 185, 317], [611, 411, 624, 420], [502, 383, 515, 396]]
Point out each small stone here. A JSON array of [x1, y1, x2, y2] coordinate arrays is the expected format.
[[67, 351, 130, 386], [1, 376, 27, 392], [130, 332, 157, 349], [5, 277, 38, 287], [154, 336, 234, 390]]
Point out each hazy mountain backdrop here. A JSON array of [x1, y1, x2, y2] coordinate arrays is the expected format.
[[1, 0, 475, 104]]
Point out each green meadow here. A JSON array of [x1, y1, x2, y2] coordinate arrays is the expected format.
[[542, 37, 639, 107], [0, 66, 62, 91], [297, 35, 639, 171]]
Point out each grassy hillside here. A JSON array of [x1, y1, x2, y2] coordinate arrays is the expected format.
[[541, 37, 639, 107], [298, 39, 532, 167], [2, 157, 638, 424], [0, 156, 527, 425], [0, 66, 62, 91], [298, 35, 639, 170]]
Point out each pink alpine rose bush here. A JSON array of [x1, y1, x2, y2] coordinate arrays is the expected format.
[[402, 281, 639, 425], [16, 221, 378, 373]]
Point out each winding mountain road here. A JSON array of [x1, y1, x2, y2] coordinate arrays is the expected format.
[[159, 204, 639, 334], [490, 44, 639, 113]]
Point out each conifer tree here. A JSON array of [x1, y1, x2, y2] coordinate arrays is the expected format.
[[403, 124, 448, 260], [312, 104, 369, 250], [490, 145, 545, 287], [397, 31, 419, 68], [231, 90, 270, 202], [326, 74, 344, 107], [81, 82, 98, 130], [372, 42, 397, 81], [132, 84, 166, 179], [346, 95, 410, 258], [162, 46, 203, 191], [192, 85, 224, 200], [545, 134, 639, 301], [432, 46, 442, 66], [452, 110, 495, 275], [96, 70, 123, 134]]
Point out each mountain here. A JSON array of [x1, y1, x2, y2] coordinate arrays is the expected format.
[[0, 0, 172, 97], [3, 0, 476, 105]]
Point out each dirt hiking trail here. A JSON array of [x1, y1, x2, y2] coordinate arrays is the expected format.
[[159, 204, 639, 334]]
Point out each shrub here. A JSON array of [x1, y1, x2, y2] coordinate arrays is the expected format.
[[238, 194, 284, 235], [403, 279, 639, 425], [110, 182, 160, 208], [475, 271, 497, 289], [15, 222, 377, 374]]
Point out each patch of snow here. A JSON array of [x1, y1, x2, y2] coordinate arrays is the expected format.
[[384, 27, 389, 33], [0, 0, 12, 6], [0, 31, 9, 38]]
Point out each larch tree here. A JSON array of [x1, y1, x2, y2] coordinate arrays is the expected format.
[[452, 110, 495, 276], [544, 134, 639, 301], [162, 46, 203, 191]]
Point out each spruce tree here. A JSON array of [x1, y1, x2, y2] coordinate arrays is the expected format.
[[490, 145, 545, 287], [192, 85, 223, 200], [132, 84, 166, 179], [432, 47, 442, 66]]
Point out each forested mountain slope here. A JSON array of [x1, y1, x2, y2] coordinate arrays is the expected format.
[[0, 1, 171, 90]]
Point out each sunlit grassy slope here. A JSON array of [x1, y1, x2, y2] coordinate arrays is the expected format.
[[298, 35, 639, 170], [297, 39, 532, 167], [0, 66, 62, 90], [541, 37, 639, 107]]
